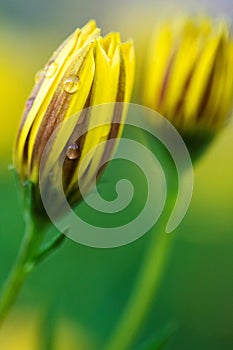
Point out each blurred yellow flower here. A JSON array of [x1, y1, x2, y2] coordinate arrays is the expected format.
[[13, 20, 135, 210], [0, 309, 41, 350], [0, 49, 31, 166], [0, 308, 94, 350], [142, 16, 233, 135]]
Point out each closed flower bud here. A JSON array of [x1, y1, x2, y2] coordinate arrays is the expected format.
[[13, 20, 135, 217], [142, 16, 233, 151]]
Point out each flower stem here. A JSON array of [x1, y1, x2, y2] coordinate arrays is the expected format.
[[105, 222, 173, 350], [0, 218, 45, 326]]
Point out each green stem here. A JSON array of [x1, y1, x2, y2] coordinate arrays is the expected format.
[[35, 232, 66, 264], [105, 222, 173, 350], [0, 218, 45, 326]]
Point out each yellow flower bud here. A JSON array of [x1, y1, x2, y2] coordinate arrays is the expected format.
[[13, 21, 135, 214], [142, 16, 233, 137]]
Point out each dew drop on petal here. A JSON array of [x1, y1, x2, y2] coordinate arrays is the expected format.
[[63, 75, 80, 94], [66, 143, 79, 160], [44, 61, 58, 78]]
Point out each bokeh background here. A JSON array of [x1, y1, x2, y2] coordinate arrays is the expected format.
[[0, 0, 233, 349]]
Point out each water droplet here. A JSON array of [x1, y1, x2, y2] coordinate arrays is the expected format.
[[44, 61, 58, 78], [63, 75, 80, 94], [66, 144, 79, 160], [26, 97, 35, 111], [34, 69, 44, 83]]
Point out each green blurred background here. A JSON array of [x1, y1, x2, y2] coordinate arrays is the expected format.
[[0, 0, 233, 349]]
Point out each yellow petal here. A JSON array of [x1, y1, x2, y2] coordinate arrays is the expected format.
[[183, 33, 224, 127], [143, 21, 174, 111], [28, 44, 95, 181], [162, 20, 201, 121], [69, 39, 120, 191], [215, 40, 233, 127]]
